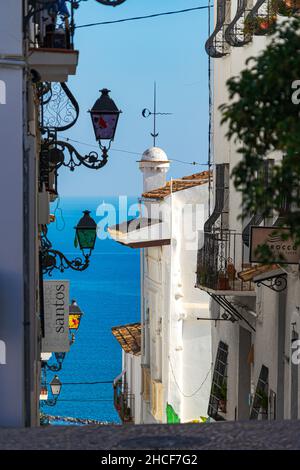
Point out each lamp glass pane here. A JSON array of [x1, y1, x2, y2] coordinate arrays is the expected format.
[[69, 314, 81, 330], [51, 384, 61, 396], [92, 112, 118, 140], [76, 228, 97, 250]]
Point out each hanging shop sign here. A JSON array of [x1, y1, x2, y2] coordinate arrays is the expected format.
[[42, 280, 70, 353], [250, 227, 300, 264]]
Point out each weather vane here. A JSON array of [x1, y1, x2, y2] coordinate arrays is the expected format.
[[142, 82, 172, 147]]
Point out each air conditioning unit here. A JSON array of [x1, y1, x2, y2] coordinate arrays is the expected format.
[[151, 379, 164, 422]]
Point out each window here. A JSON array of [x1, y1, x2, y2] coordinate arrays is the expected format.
[[250, 365, 269, 419], [208, 341, 229, 421]]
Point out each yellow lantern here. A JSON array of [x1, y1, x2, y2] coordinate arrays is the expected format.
[[69, 299, 83, 331]]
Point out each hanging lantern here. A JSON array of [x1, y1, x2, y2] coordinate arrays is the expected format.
[[50, 375, 62, 397], [90, 88, 121, 142], [74, 210, 97, 252], [69, 299, 83, 331]]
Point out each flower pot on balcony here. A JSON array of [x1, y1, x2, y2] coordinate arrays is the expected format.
[[244, 16, 277, 36], [273, 0, 300, 15], [198, 269, 207, 286], [219, 399, 227, 413], [217, 273, 230, 290]]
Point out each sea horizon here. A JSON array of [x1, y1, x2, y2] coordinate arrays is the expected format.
[[43, 196, 141, 424]]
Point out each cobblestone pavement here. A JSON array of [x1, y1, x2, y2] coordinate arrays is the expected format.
[[0, 420, 299, 450]]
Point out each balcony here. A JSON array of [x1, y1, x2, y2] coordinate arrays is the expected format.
[[108, 218, 170, 249], [113, 376, 134, 424], [225, 0, 253, 47], [197, 229, 255, 296], [27, 1, 79, 81], [244, 0, 277, 37], [205, 0, 231, 58]]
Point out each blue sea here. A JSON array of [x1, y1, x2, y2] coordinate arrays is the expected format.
[[42, 197, 140, 424]]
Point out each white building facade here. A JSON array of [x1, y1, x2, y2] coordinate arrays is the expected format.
[[0, 0, 80, 426], [196, 0, 300, 422], [110, 148, 213, 424]]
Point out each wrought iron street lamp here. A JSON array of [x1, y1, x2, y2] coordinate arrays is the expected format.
[[89, 88, 122, 159], [74, 210, 97, 253], [44, 352, 66, 372], [69, 299, 83, 332], [95, 0, 127, 6], [41, 88, 121, 171], [41, 210, 98, 275], [40, 375, 62, 407]]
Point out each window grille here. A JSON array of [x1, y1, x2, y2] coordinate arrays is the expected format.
[[250, 365, 269, 419], [208, 341, 229, 421]]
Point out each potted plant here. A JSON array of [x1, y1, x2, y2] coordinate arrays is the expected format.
[[198, 268, 208, 286], [217, 271, 230, 290], [260, 390, 269, 415], [219, 382, 227, 413], [272, 0, 300, 15], [244, 14, 277, 36], [123, 406, 132, 423]]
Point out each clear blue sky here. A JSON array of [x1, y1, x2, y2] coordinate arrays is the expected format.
[[60, 0, 210, 196]]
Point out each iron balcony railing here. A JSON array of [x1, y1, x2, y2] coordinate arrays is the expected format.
[[205, 0, 231, 58], [225, 0, 253, 47], [113, 378, 135, 423], [197, 229, 254, 292], [29, 0, 80, 50]]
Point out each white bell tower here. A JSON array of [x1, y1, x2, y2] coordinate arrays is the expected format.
[[139, 147, 170, 193]]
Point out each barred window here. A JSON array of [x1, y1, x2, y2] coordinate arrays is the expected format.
[[208, 341, 228, 421]]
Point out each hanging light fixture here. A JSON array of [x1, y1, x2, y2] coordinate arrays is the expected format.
[[40, 374, 62, 407], [41, 210, 98, 275], [69, 299, 84, 331], [95, 0, 127, 6], [90, 88, 122, 159], [74, 210, 97, 255], [41, 87, 122, 172]]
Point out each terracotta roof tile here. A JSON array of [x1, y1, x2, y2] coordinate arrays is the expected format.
[[111, 323, 141, 356], [142, 170, 212, 200]]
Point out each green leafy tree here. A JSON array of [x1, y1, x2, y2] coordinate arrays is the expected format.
[[220, 18, 300, 255]]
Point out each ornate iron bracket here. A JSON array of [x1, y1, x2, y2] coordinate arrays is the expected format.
[[45, 352, 66, 372], [40, 225, 90, 275], [95, 0, 127, 6], [208, 292, 256, 331], [42, 138, 109, 171], [40, 397, 58, 407], [39, 82, 80, 133], [256, 273, 287, 292]]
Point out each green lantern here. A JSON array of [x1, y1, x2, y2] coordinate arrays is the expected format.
[[74, 210, 97, 252]]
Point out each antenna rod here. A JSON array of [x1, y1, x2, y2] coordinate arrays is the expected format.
[[153, 82, 156, 146], [142, 84, 172, 146]]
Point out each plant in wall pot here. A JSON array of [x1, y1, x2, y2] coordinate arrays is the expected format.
[[217, 271, 230, 290], [244, 14, 277, 36], [219, 382, 227, 413], [260, 390, 269, 415], [198, 268, 208, 286], [272, 0, 300, 15]]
